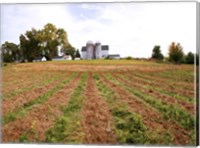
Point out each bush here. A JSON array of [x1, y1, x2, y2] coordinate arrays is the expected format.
[[125, 56, 133, 60]]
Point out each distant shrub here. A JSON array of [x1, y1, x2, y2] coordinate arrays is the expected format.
[[125, 56, 133, 60]]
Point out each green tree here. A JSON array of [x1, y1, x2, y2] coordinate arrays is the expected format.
[[36, 24, 69, 61], [19, 23, 70, 62], [151, 45, 164, 60], [185, 52, 194, 64], [63, 44, 76, 60], [19, 28, 41, 62], [168, 42, 184, 64], [75, 49, 81, 58], [1, 41, 21, 62]]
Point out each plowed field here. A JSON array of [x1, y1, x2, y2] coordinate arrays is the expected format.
[[1, 60, 197, 145]]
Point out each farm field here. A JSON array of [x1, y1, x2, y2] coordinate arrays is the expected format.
[[1, 60, 197, 145]]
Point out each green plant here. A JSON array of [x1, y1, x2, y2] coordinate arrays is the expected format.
[[45, 73, 88, 143]]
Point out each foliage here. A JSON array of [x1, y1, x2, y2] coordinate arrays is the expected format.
[[19, 23, 70, 62], [62, 43, 76, 60], [168, 42, 184, 64], [75, 49, 81, 58], [125, 56, 133, 60], [151, 45, 164, 60], [1, 41, 21, 62], [185, 52, 194, 64]]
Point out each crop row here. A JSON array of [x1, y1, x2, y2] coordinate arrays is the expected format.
[[122, 71, 194, 103], [113, 72, 194, 114], [105, 73, 194, 131], [45, 73, 88, 143], [3, 72, 68, 100], [3, 72, 78, 125]]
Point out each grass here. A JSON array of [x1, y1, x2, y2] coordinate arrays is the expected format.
[[3, 73, 65, 100], [45, 73, 88, 143], [93, 74, 172, 144], [104, 73, 194, 132], [124, 72, 194, 103], [34, 59, 162, 66], [3, 72, 78, 125]]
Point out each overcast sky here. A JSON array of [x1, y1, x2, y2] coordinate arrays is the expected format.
[[1, 2, 196, 58]]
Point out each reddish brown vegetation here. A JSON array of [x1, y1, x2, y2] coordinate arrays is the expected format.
[[2, 73, 81, 142], [81, 73, 117, 144]]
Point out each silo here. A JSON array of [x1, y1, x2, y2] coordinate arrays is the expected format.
[[86, 41, 94, 59], [95, 41, 102, 59]]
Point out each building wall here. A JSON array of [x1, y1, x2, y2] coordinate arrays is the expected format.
[[86, 44, 94, 59], [81, 51, 87, 59], [101, 50, 109, 58], [95, 43, 102, 59]]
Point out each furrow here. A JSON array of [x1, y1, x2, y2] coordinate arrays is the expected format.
[[80, 73, 117, 144], [2, 72, 82, 142], [99, 73, 192, 145], [112, 72, 195, 115], [3, 72, 72, 116], [3, 72, 77, 125]]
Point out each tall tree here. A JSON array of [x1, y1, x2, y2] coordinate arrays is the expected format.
[[19, 28, 41, 62], [185, 52, 194, 64], [20, 23, 70, 62], [36, 24, 69, 60], [75, 49, 81, 58], [168, 42, 184, 64], [1, 41, 21, 62], [151, 45, 164, 60]]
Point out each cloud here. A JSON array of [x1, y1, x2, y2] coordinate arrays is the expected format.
[[1, 2, 196, 58]]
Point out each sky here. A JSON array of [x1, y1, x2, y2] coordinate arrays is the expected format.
[[0, 2, 196, 58]]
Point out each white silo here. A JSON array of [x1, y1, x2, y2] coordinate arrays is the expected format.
[[86, 41, 94, 59], [95, 41, 102, 59]]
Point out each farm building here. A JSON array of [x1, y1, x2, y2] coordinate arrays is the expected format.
[[81, 41, 109, 59], [107, 54, 121, 59]]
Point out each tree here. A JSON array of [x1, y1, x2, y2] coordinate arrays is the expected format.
[[75, 49, 81, 58], [1, 41, 21, 62], [20, 23, 70, 62], [63, 44, 76, 60], [185, 52, 194, 64], [20, 28, 41, 62], [151, 45, 164, 60], [168, 42, 184, 64]]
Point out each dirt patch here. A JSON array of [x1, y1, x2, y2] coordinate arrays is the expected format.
[[80, 73, 117, 144], [2, 73, 82, 142], [99, 73, 191, 145]]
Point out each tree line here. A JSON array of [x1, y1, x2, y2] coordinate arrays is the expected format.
[[1, 23, 80, 63], [151, 42, 198, 65]]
